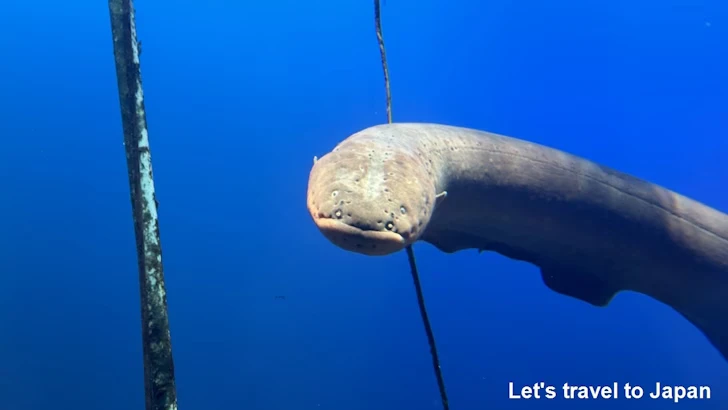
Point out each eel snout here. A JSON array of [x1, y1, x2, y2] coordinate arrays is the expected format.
[[306, 136, 435, 256]]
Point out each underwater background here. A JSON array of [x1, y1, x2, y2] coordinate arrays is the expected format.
[[1, 0, 727, 408]]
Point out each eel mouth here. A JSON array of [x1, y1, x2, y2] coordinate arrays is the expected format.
[[313, 217, 406, 256]]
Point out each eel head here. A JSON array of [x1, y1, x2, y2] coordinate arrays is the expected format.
[[306, 134, 438, 256]]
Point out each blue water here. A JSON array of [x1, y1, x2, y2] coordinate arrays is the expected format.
[[1, 0, 726, 408]]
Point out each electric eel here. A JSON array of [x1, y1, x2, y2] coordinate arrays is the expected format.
[[306, 122, 728, 360]]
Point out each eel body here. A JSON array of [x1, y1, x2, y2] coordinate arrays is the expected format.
[[306, 122, 728, 360]]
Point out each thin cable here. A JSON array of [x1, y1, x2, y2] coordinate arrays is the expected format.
[[107, 1, 178, 409], [405, 246, 450, 410], [374, 2, 450, 409], [374, 0, 393, 124]]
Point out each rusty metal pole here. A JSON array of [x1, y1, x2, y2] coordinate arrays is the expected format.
[[107, 1, 178, 409]]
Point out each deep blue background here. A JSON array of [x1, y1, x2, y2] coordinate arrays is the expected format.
[[1, 0, 727, 408]]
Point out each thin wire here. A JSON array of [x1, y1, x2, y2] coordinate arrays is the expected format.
[[374, 0, 393, 124], [374, 2, 450, 409], [405, 247, 450, 410], [107, 1, 178, 409]]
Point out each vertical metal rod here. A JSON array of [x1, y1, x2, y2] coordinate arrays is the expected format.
[[107, 1, 178, 409], [373, 1, 450, 409]]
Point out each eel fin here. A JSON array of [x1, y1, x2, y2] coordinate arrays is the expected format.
[[435, 191, 447, 208], [540, 265, 619, 307]]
